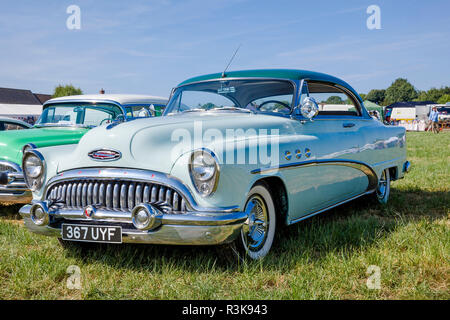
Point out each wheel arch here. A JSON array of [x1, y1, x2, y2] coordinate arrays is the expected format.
[[251, 176, 289, 225]]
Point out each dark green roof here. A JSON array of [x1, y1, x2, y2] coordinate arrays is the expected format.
[[178, 69, 361, 101]]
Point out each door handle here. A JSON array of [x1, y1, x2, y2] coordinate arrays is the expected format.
[[343, 123, 355, 128]]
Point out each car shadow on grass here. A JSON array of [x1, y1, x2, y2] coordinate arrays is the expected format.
[[2, 187, 448, 272]]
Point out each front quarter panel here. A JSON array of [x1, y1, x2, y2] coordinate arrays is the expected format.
[[27, 144, 79, 200]]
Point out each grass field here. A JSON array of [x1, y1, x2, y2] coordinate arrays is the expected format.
[[0, 132, 448, 300]]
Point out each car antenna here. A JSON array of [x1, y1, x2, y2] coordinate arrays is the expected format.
[[222, 44, 241, 78]]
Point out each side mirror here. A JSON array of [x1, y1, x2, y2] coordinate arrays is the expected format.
[[299, 97, 319, 121]]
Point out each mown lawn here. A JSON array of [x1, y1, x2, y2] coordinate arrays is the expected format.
[[0, 132, 448, 300]]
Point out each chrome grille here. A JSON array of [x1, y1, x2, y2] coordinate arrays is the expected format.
[[46, 179, 187, 213]]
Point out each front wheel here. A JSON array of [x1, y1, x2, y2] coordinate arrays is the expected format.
[[235, 182, 277, 260], [375, 169, 390, 204]]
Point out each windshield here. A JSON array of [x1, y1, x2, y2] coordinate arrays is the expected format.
[[35, 103, 124, 127], [164, 79, 295, 115]]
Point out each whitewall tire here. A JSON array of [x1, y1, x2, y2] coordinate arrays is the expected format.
[[237, 182, 276, 260], [376, 169, 390, 204]]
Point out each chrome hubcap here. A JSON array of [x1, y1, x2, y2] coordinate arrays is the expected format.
[[377, 170, 388, 198], [242, 195, 269, 252]]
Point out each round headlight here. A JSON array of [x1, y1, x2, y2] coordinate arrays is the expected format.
[[191, 153, 216, 181], [24, 155, 43, 178], [189, 150, 219, 197], [22, 151, 45, 191]]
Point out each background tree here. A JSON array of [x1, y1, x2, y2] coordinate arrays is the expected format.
[[416, 86, 450, 102], [384, 78, 418, 105], [437, 94, 450, 104], [324, 96, 344, 104], [366, 89, 386, 105], [359, 93, 367, 100], [52, 84, 83, 98]]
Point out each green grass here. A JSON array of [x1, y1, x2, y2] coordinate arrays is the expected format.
[[0, 132, 448, 300]]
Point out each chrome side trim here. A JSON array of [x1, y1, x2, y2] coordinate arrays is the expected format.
[[288, 190, 375, 225], [251, 159, 378, 191], [44, 168, 240, 213]]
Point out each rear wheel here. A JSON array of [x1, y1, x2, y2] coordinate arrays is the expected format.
[[375, 169, 390, 204], [235, 182, 277, 260]]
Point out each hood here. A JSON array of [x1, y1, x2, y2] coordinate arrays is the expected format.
[[57, 112, 296, 174], [0, 127, 88, 164]]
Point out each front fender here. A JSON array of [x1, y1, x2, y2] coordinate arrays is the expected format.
[[28, 144, 79, 200]]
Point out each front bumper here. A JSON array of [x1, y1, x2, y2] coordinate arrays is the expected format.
[[19, 203, 248, 245], [0, 171, 32, 203]]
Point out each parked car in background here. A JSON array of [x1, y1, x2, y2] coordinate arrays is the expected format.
[[0, 94, 167, 203], [18, 70, 409, 260], [0, 117, 32, 131]]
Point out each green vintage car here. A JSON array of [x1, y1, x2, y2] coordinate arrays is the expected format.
[[0, 94, 167, 203]]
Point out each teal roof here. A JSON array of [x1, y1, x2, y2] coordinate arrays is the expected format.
[[178, 69, 361, 101]]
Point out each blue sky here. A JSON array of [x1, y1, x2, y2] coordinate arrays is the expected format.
[[0, 0, 449, 97]]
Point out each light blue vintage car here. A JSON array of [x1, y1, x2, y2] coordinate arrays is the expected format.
[[18, 70, 410, 259]]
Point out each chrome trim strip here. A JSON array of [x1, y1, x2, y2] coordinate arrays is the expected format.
[[45, 168, 240, 213], [288, 190, 375, 225], [251, 159, 378, 191]]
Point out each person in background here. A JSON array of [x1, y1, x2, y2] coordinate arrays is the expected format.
[[427, 106, 440, 133]]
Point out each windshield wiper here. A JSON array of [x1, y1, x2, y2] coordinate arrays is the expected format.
[[180, 108, 205, 113], [210, 107, 253, 113]]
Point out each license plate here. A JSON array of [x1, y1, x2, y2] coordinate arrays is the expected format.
[[62, 224, 122, 244]]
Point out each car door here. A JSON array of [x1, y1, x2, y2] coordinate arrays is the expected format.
[[283, 81, 372, 223]]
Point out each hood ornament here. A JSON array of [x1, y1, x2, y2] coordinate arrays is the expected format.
[[88, 149, 122, 161]]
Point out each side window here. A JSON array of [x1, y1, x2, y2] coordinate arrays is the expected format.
[[4, 122, 28, 130], [83, 108, 114, 126], [306, 82, 361, 116], [247, 94, 293, 114], [129, 106, 151, 118]]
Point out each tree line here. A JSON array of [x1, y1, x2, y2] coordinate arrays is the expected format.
[[360, 78, 450, 106]]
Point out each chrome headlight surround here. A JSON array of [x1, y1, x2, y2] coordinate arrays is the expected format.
[[188, 149, 220, 197], [22, 150, 46, 192], [22, 143, 37, 154]]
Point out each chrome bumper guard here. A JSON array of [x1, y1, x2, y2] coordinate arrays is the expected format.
[[19, 201, 248, 245], [0, 171, 32, 203]]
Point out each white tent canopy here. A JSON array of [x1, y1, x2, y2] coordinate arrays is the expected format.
[[0, 103, 42, 116]]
